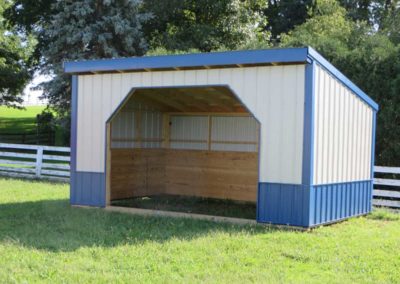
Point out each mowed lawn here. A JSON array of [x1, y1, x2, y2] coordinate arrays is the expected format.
[[0, 178, 399, 283], [0, 106, 45, 133]]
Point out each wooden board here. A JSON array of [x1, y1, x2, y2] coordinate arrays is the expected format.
[[110, 148, 166, 200], [110, 148, 258, 202]]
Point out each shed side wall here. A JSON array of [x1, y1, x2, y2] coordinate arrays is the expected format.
[[313, 64, 373, 185], [76, 65, 305, 184]]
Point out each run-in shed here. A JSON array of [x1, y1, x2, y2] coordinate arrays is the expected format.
[[64, 47, 378, 227]]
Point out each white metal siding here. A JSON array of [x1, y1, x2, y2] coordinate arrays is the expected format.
[[211, 116, 258, 152], [313, 65, 373, 185], [111, 102, 162, 149], [170, 116, 208, 150], [76, 65, 305, 184]]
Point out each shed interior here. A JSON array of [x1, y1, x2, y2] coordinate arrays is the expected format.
[[107, 86, 260, 217]]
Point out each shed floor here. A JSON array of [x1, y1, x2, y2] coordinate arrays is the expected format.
[[111, 195, 256, 219]]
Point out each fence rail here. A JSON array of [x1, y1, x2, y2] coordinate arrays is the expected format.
[[0, 143, 70, 182], [0, 131, 55, 145], [373, 166, 400, 209]]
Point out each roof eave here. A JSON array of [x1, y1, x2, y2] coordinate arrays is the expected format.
[[63, 47, 309, 75]]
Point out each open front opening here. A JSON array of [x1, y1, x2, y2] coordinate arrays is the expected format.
[[107, 86, 260, 219]]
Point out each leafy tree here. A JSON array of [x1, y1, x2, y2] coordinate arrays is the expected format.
[[264, 0, 314, 43], [339, 0, 400, 30], [4, 0, 55, 64], [40, 0, 151, 115], [0, 0, 34, 107], [143, 0, 269, 52], [281, 0, 355, 58], [281, 0, 400, 166]]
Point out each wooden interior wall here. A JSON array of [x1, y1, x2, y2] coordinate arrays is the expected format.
[[110, 148, 258, 202], [110, 149, 166, 200]]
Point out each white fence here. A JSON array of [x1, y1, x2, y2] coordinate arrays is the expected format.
[[373, 166, 400, 209], [0, 143, 70, 182]]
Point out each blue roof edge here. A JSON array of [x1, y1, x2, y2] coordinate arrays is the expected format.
[[307, 47, 378, 111], [63, 47, 309, 74]]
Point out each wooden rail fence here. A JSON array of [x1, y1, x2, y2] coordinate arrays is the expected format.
[[373, 166, 400, 209], [0, 131, 55, 145], [0, 143, 70, 182]]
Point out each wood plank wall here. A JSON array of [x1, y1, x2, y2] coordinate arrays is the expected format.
[[110, 148, 258, 202]]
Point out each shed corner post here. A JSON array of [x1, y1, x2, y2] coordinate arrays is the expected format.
[[105, 122, 111, 207], [70, 75, 78, 205], [302, 59, 316, 227]]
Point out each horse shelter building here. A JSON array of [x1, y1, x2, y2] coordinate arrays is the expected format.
[[64, 47, 378, 228]]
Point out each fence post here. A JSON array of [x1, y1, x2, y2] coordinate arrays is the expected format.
[[35, 147, 43, 178]]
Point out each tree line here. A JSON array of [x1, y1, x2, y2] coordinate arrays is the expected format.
[[0, 0, 399, 166]]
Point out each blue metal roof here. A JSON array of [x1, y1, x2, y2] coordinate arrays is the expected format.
[[63, 47, 309, 74], [64, 47, 378, 111]]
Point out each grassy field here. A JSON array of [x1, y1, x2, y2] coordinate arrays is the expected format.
[[0, 178, 399, 283], [0, 106, 45, 133]]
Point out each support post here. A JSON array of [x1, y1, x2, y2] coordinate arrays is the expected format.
[[35, 147, 43, 178]]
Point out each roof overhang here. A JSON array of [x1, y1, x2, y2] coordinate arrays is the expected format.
[[63, 47, 309, 74]]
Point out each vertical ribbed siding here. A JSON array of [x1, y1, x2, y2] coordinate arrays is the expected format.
[[310, 180, 372, 226], [211, 116, 258, 152], [257, 180, 372, 227], [170, 116, 209, 150], [110, 102, 163, 149], [168, 115, 259, 152], [70, 171, 106, 207], [76, 65, 305, 184], [257, 183, 310, 227], [313, 65, 374, 185]]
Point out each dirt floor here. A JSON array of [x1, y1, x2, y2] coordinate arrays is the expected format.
[[111, 195, 257, 219]]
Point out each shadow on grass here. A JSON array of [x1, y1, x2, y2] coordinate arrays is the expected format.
[[0, 198, 282, 252], [0, 118, 37, 133]]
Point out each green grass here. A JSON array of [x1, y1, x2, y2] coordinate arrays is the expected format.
[[112, 195, 257, 219], [0, 106, 45, 133], [0, 178, 399, 283]]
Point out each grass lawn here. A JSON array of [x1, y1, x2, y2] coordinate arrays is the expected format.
[[0, 106, 45, 133], [0, 178, 399, 283]]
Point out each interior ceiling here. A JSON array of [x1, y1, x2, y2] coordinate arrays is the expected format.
[[123, 86, 248, 113]]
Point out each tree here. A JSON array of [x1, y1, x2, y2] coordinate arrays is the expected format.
[[263, 0, 314, 44], [281, 0, 400, 166], [0, 0, 34, 107], [40, 0, 151, 114], [143, 0, 268, 52], [339, 0, 400, 30]]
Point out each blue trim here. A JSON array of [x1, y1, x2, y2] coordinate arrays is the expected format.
[[70, 76, 78, 205], [302, 62, 315, 186], [257, 183, 310, 227], [64, 48, 309, 74], [257, 180, 373, 228], [310, 180, 372, 226], [307, 47, 379, 111], [70, 76, 78, 172], [70, 171, 106, 207]]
